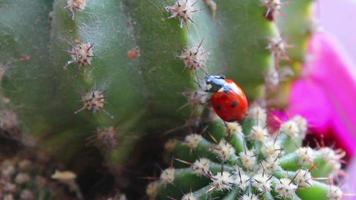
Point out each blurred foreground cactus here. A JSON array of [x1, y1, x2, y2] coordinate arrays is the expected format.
[[0, 153, 74, 200], [148, 107, 344, 200]]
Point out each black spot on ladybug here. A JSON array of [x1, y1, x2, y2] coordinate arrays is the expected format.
[[231, 101, 238, 108], [216, 105, 222, 111]]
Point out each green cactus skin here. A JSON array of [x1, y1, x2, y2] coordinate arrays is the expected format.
[[150, 107, 344, 200], [265, 0, 315, 107], [0, 0, 282, 165], [279, 0, 314, 66]]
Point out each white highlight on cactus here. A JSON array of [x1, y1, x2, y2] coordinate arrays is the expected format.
[[247, 106, 267, 127], [291, 117, 307, 140], [296, 147, 315, 166], [181, 193, 196, 200], [317, 147, 344, 172], [263, 0, 281, 18], [211, 171, 233, 191], [75, 90, 105, 114], [327, 185, 343, 200], [280, 120, 300, 138], [265, 66, 280, 87], [239, 150, 256, 170], [267, 37, 289, 61], [260, 158, 279, 174], [65, 42, 94, 69], [226, 122, 243, 136], [261, 140, 281, 160], [65, 0, 87, 19], [250, 126, 268, 142], [275, 178, 297, 199], [191, 158, 210, 176], [146, 181, 159, 200], [293, 170, 312, 187], [160, 168, 175, 184], [211, 140, 235, 161], [241, 193, 259, 200], [179, 41, 208, 71], [165, 0, 198, 27], [233, 167, 249, 190], [184, 134, 203, 149], [252, 173, 272, 192]]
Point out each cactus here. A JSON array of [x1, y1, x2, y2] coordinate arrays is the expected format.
[[148, 106, 344, 200], [0, 0, 283, 166], [265, 0, 315, 106]]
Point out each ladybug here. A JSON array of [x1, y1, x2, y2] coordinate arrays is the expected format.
[[205, 75, 248, 122]]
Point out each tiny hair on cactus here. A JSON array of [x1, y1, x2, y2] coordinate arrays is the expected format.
[[182, 193, 196, 200], [247, 106, 267, 127], [87, 127, 118, 151], [165, 0, 198, 27], [184, 133, 203, 150], [75, 89, 113, 119], [179, 40, 208, 72], [159, 168, 175, 184], [275, 178, 298, 199], [280, 120, 300, 138], [211, 139, 235, 161], [252, 173, 272, 192], [226, 122, 243, 136], [181, 90, 208, 108], [64, 41, 94, 69], [265, 66, 280, 87], [239, 149, 257, 170], [250, 126, 268, 142], [65, 0, 87, 19], [296, 147, 314, 166], [191, 158, 210, 175], [267, 37, 290, 62], [210, 171, 233, 191], [263, 0, 282, 20], [327, 185, 343, 200], [149, 106, 344, 200], [293, 169, 312, 187]]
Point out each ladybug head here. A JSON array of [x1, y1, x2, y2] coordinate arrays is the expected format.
[[205, 75, 226, 93]]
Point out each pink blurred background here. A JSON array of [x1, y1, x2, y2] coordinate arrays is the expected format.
[[319, 0, 356, 73], [312, 0, 356, 196]]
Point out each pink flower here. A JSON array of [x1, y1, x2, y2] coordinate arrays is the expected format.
[[287, 32, 356, 158]]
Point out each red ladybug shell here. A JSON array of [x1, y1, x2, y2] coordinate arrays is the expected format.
[[210, 79, 248, 122]]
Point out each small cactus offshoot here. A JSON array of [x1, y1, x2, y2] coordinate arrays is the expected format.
[[148, 107, 344, 200]]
